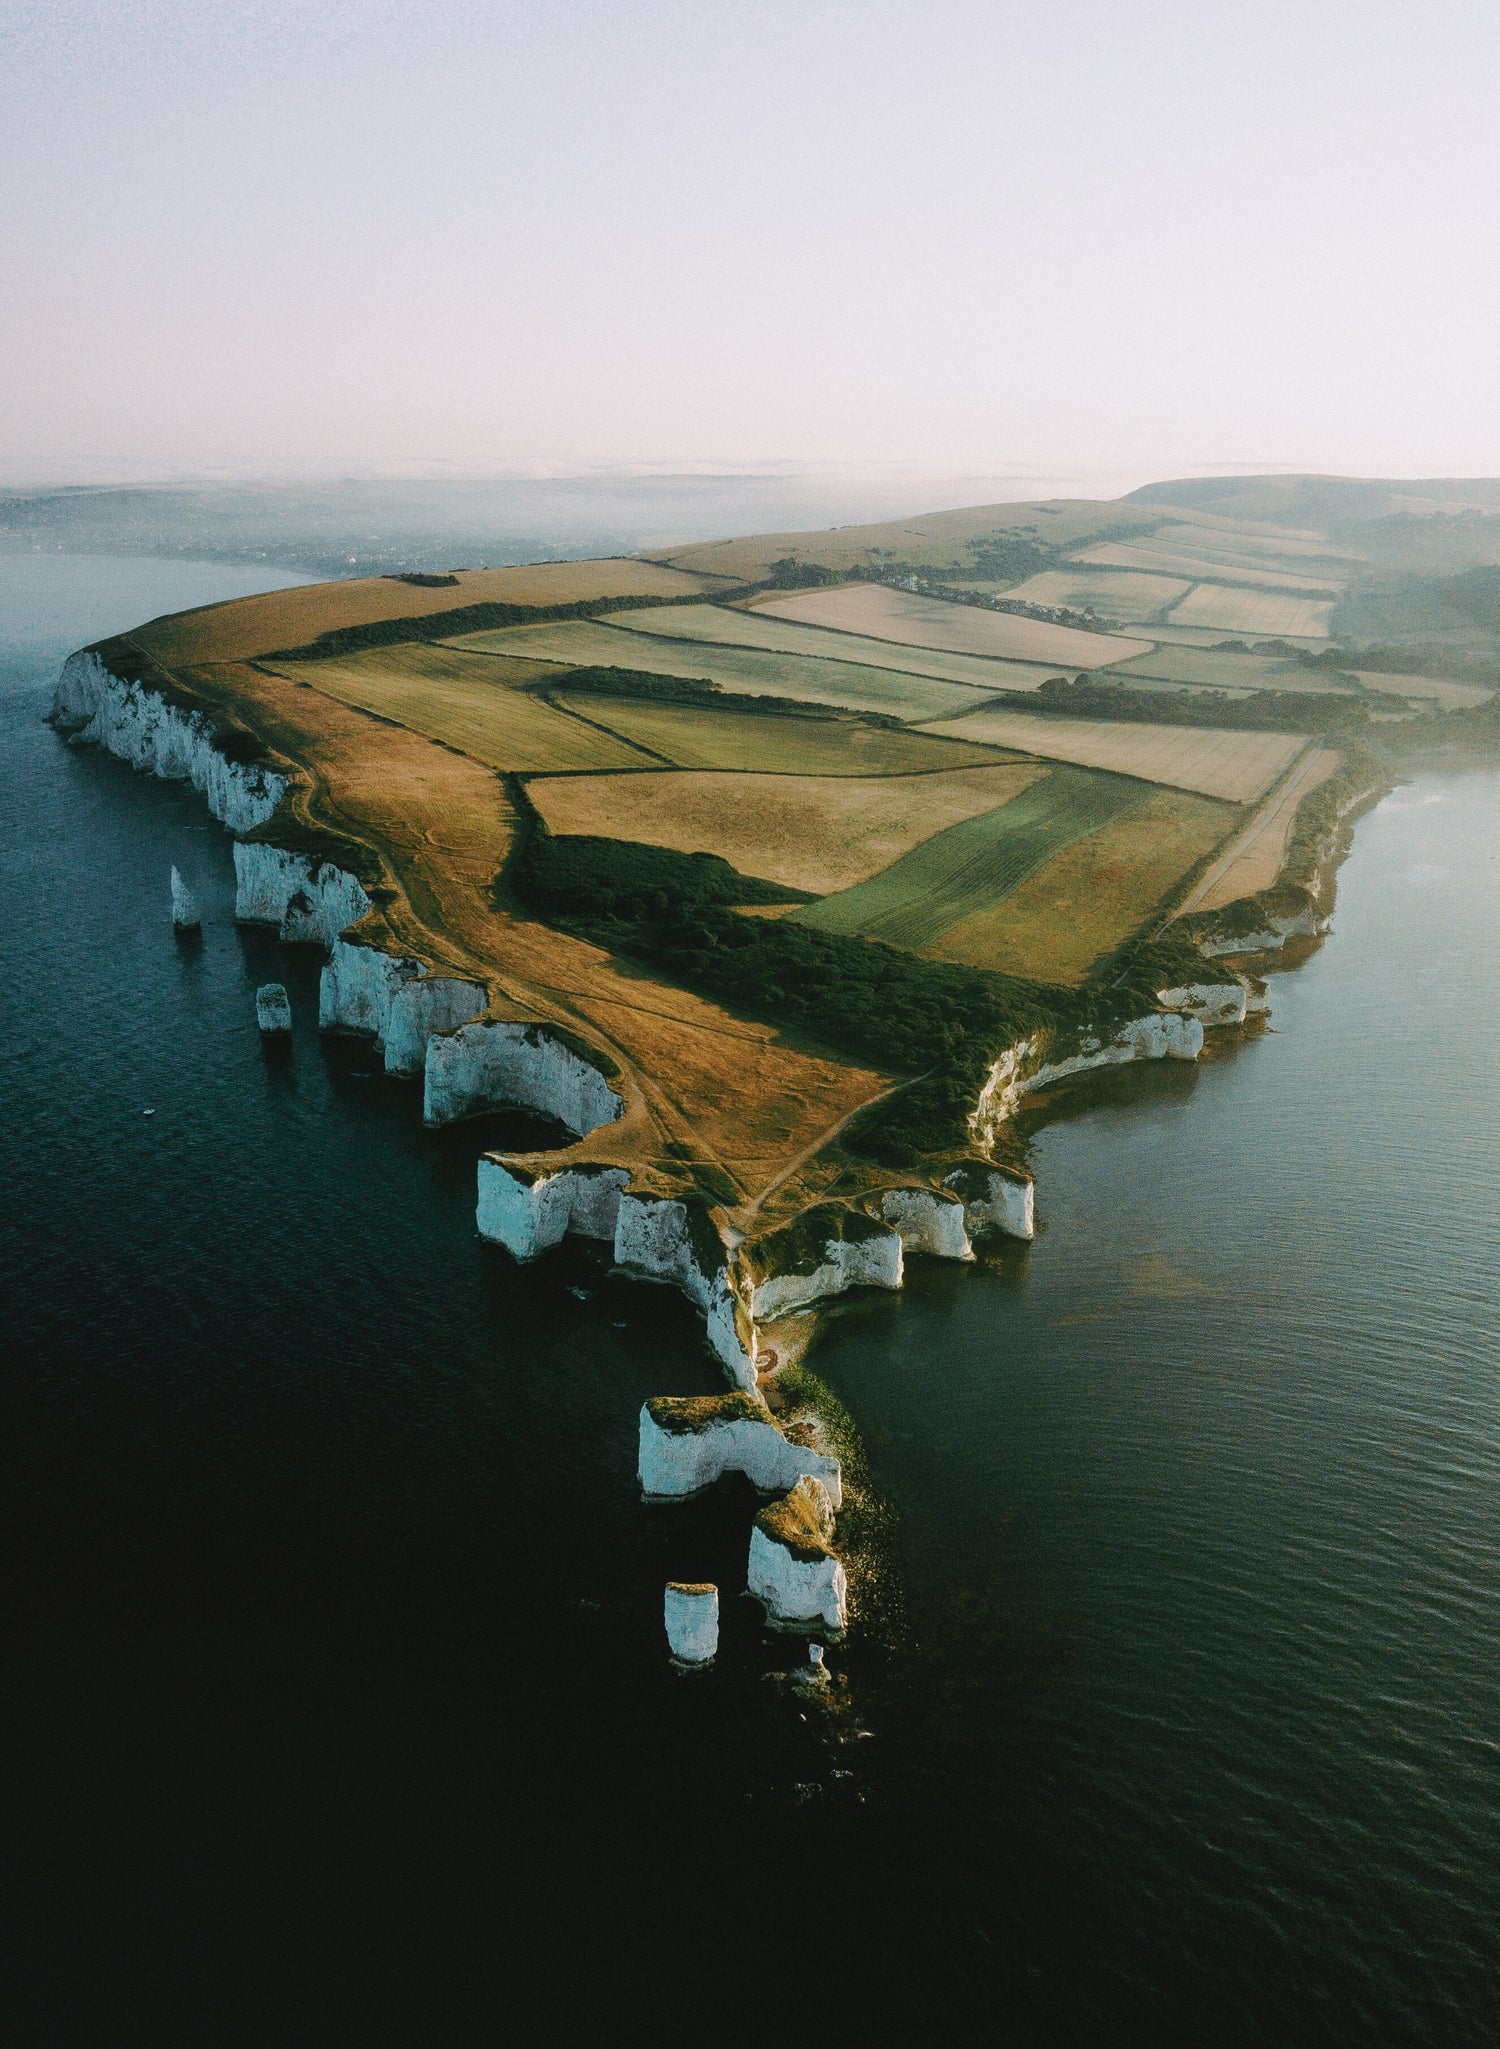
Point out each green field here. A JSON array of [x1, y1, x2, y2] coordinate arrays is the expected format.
[[790, 767, 1146, 951], [278, 645, 656, 771], [927, 788, 1236, 983], [997, 567, 1191, 622], [1104, 645, 1352, 693], [553, 692, 1021, 774], [445, 618, 991, 720], [603, 601, 1066, 691]]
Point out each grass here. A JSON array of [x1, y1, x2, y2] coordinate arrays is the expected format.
[[647, 1393, 764, 1434], [550, 692, 1020, 773], [1150, 520, 1360, 569], [526, 762, 1047, 897], [643, 497, 1166, 585], [1168, 586, 1337, 638], [791, 767, 1146, 952], [753, 583, 1152, 669], [607, 600, 1067, 691], [1187, 748, 1344, 911], [915, 706, 1306, 801], [755, 1478, 834, 1559], [446, 619, 989, 721], [1076, 541, 1344, 595], [276, 644, 658, 771], [133, 559, 722, 665], [996, 568, 1191, 620], [926, 788, 1237, 983], [1106, 645, 1312, 690]]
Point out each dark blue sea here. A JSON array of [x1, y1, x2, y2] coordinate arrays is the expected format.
[[3, 556, 1498, 2041]]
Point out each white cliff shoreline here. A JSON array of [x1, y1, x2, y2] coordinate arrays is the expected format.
[[55, 643, 1356, 1656]]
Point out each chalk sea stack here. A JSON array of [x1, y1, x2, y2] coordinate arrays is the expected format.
[[170, 865, 200, 928], [255, 983, 292, 1035], [664, 1583, 719, 1666]]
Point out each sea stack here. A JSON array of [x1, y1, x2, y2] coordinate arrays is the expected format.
[[170, 866, 201, 929], [747, 1475, 847, 1634], [255, 983, 292, 1035], [664, 1582, 719, 1667]]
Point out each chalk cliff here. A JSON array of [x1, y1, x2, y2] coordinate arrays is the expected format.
[[639, 1392, 842, 1506], [664, 1583, 719, 1666], [53, 651, 286, 834], [1157, 980, 1250, 1026], [942, 1162, 1035, 1244], [233, 842, 371, 946], [255, 983, 292, 1035], [423, 1019, 623, 1132], [747, 1476, 847, 1634], [319, 939, 486, 1077], [1199, 906, 1327, 957], [744, 1203, 904, 1321], [875, 1186, 974, 1260], [170, 866, 201, 929]]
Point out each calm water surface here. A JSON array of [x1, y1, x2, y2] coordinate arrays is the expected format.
[[3, 557, 1498, 2040]]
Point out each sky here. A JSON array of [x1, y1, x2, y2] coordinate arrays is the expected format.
[[3, 0, 1498, 489]]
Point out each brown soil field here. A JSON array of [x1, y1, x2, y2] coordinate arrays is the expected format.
[[274, 644, 656, 771], [752, 584, 1152, 668], [1180, 748, 1342, 912], [122, 614, 890, 1205], [926, 789, 1237, 983], [554, 694, 1023, 775], [1167, 586, 1337, 638], [527, 762, 1047, 897], [133, 560, 721, 666], [1074, 542, 1343, 596], [915, 707, 1303, 802]]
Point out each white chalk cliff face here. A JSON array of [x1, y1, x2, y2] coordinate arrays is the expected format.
[[747, 1476, 848, 1634], [638, 1394, 842, 1507], [1199, 906, 1326, 957], [614, 1193, 757, 1385], [971, 1011, 1206, 1144], [319, 939, 486, 1078], [170, 866, 201, 929], [876, 1187, 974, 1261], [1157, 981, 1250, 1026], [664, 1583, 719, 1666], [53, 653, 287, 834], [255, 983, 292, 1034], [942, 1163, 1035, 1244], [233, 842, 371, 947], [423, 1020, 623, 1133], [749, 1220, 903, 1320]]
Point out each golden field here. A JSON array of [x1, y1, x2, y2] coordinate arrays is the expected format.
[[925, 788, 1237, 983], [915, 707, 1306, 802], [527, 762, 1046, 896], [751, 583, 1152, 668]]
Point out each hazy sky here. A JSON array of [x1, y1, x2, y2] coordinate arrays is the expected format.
[[4, 0, 1498, 486]]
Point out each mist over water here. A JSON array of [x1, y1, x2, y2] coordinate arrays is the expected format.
[[3, 556, 1499, 2040]]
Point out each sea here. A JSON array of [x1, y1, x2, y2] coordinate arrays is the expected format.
[[3, 555, 1498, 2041]]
